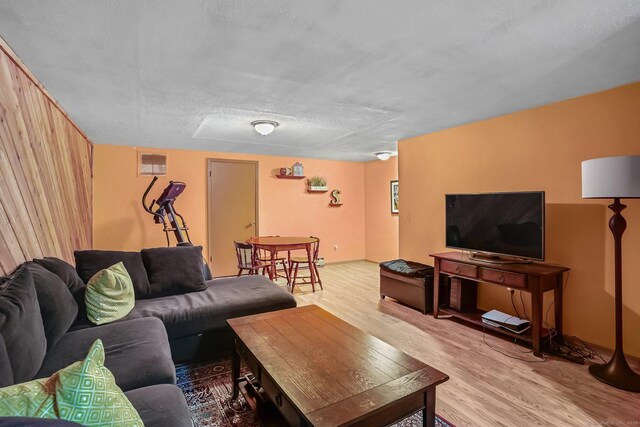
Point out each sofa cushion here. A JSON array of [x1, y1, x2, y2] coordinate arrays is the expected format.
[[33, 257, 88, 322], [85, 262, 135, 325], [125, 384, 192, 427], [25, 263, 78, 349], [141, 246, 207, 298], [0, 335, 13, 387], [32, 257, 85, 296], [36, 317, 175, 392], [0, 266, 47, 383], [74, 250, 150, 299], [125, 275, 296, 340]]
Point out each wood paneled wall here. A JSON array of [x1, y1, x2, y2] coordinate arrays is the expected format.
[[0, 37, 93, 275]]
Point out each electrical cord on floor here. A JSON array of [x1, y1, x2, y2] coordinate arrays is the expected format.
[[538, 272, 607, 364], [482, 325, 547, 362], [512, 338, 534, 354], [547, 334, 607, 364], [575, 336, 606, 364]]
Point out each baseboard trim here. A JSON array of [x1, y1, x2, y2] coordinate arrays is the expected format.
[[324, 259, 367, 266]]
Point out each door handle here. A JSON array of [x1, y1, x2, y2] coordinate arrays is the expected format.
[[249, 222, 256, 227]]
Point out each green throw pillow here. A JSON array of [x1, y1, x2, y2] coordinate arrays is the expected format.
[[0, 339, 143, 426], [0, 376, 57, 418], [85, 262, 135, 325], [56, 339, 144, 426]]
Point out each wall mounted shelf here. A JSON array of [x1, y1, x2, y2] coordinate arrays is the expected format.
[[276, 175, 305, 179], [329, 203, 343, 207], [307, 189, 328, 193]]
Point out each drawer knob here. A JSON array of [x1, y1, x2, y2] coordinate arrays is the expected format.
[[275, 393, 283, 407], [498, 275, 505, 282], [455, 267, 461, 273]]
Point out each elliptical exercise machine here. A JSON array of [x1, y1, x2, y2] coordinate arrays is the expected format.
[[142, 176, 191, 247], [142, 176, 213, 280]]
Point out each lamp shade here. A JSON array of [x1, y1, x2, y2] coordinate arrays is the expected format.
[[582, 155, 640, 199]]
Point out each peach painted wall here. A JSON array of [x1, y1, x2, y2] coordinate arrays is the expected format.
[[364, 158, 399, 262], [93, 145, 366, 266], [398, 82, 640, 357]]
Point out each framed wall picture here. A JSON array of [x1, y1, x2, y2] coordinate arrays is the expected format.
[[390, 180, 399, 214]]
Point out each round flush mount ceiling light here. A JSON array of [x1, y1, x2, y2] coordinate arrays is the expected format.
[[375, 151, 393, 161], [251, 120, 279, 136]]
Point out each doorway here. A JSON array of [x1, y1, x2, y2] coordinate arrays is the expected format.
[[207, 159, 258, 277]]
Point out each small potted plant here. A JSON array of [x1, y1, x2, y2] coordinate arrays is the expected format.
[[307, 176, 328, 192]]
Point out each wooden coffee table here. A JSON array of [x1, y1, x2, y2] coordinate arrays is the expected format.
[[228, 305, 449, 427]]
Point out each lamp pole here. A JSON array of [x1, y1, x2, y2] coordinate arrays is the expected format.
[[588, 198, 640, 392]]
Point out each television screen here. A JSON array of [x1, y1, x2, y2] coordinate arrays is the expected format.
[[445, 192, 545, 260]]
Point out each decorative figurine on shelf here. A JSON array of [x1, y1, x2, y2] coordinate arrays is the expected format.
[[279, 167, 293, 176], [330, 189, 342, 206], [292, 162, 304, 176]]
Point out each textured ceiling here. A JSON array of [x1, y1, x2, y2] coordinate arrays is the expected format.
[[1, 1, 639, 161]]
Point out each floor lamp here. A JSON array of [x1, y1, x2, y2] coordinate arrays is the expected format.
[[582, 155, 640, 392]]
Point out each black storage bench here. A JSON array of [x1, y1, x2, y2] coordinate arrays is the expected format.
[[379, 259, 448, 314]]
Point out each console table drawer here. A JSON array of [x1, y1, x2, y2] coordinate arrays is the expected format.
[[440, 260, 478, 278], [480, 268, 527, 289]]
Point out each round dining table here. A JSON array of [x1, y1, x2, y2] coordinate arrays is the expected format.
[[245, 236, 318, 289]]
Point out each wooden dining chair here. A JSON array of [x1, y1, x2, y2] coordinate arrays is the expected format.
[[234, 241, 272, 277], [289, 236, 322, 292], [256, 236, 291, 283]]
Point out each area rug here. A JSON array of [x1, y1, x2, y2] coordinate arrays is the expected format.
[[176, 357, 453, 427]]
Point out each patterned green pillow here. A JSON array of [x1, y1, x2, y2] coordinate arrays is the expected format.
[[0, 376, 57, 418], [56, 339, 144, 426], [85, 262, 135, 325], [0, 339, 143, 426]]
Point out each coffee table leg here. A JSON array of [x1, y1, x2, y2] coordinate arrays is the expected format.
[[231, 343, 240, 400], [423, 387, 435, 427]]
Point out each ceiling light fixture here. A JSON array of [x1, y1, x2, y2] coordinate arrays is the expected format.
[[251, 120, 279, 136], [375, 151, 393, 161]]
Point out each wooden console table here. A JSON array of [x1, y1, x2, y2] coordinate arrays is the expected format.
[[430, 252, 569, 357]]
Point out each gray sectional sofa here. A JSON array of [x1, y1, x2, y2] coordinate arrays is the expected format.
[[0, 246, 297, 426]]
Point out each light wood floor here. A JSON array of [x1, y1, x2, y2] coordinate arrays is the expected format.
[[285, 261, 639, 427]]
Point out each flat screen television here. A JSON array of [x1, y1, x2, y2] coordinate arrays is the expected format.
[[445, 191, 545, 261]]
